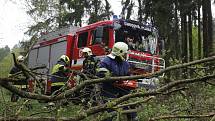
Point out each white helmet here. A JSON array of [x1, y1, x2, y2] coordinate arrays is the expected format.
[[82, 47, 92, 56], [17, 55, 24, 62], [111, 42, 128, 57], [60, 55, 70, 65]]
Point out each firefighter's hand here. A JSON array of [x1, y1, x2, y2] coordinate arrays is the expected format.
[[97, 68, 111, 78]]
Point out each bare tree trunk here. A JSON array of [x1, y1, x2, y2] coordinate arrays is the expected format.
[[121, 0, 130, 19], [104, 0, 112, 20], [202, 0, 208, 57], [198, 0, 202, 59], [174, 0, 180, 60], [181, 15, 188, 63], [180, 9, 188, 78], [138, 0, 143, 22], [202, 0, 212, 57], [94, 0, 99, 15], [207, 0, 213, 55], [126, 1, 134, 19], [188, 11, 193, 61]]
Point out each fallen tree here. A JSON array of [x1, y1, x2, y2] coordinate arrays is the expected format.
[[0, 54, 215, 121]]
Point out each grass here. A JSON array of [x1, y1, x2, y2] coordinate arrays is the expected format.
[[0, 53, 14, 78], [0, 90, 83, 118]]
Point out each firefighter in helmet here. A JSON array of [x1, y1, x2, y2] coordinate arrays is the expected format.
[[9, 55, 27, 102], [97, 42, 138, 121], [126, 36, 136, 50], [80, 47, 100, 107], [50, 55, 70, 95], [81, 47, 99, 76]]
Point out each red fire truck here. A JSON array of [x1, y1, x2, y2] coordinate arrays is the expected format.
[[28, 19, 165, 92]]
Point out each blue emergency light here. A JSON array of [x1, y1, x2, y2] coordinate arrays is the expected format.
[[113, 15, 118, 20]]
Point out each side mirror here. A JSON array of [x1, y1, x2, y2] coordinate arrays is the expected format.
[[113, 22, 121, 30]]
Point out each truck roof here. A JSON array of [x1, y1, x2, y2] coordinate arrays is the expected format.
[[38, 20, 114, 42], [38, 19, 156, 42], [39, 25, 79, 42], [76, 20, 113, 32]]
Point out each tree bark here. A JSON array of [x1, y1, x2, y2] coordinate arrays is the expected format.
[[174, 0, 180, 59], [198, 0, 202, 59], [181, 14, 188, 63], [137, 0, 143, 22], [188, 11, 193, 61], [207, 0, 213, 55], [202, 0, 207, 57]]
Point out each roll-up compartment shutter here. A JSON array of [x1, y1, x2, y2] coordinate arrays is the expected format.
[[28, 49, 38, 69], [50, 41, 67, 73], [37, 46, 50, 74]]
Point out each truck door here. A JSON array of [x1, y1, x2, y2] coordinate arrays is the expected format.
[[89, 27, 112, 56], [71, 31, 89, 70]]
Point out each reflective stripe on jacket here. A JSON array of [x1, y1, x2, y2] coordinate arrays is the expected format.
[[51, 60, 68, 84], [51, 82, 65, 86]]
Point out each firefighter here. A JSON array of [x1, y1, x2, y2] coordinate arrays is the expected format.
[[80, 47, 100, 107], [81, 47, 99, 76], [97, 42, 138, 121], [126, 36, 136, 50], [8, 55, 27, 102], [50, 55, 70, 95]]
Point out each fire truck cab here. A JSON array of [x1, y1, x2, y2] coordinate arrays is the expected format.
[[28, 19, 165, 91]]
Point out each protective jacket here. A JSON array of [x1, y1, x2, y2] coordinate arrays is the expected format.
[[9, 66, 21, 75], [98, 56, 130, 98], [9, 66, 27, 88], [51, 60, 68, 86], [82, 55, 99, 75]]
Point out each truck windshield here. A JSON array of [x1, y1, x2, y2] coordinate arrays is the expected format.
[[114, 21, 158, 55]]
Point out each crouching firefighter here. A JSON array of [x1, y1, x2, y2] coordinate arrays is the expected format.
[[97, 42, 138, 121], [50, 55, 71, 95]]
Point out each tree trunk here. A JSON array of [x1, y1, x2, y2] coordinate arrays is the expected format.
[[104, 0, 111, 20], [181, 15, 188, 63], [121, 0, 130, 19], [126, 1, 134, 19], [207, 0, 213, 55], [198, 0, 202, 59], [138, 0, 143, 22], [202, 0, 213, 57], [188, 11, 193, 61], [174, 0, 180, 60]]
